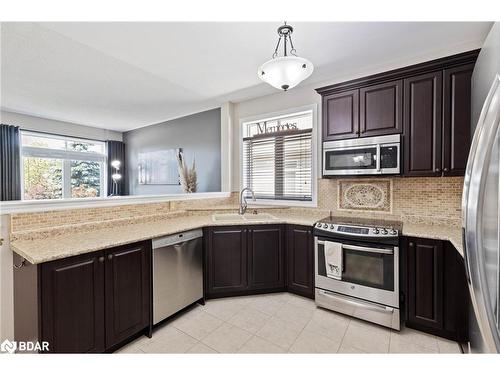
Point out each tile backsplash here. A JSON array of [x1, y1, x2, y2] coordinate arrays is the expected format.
[[9, 177, 463, 234], [319, 176, 463, 225], [10, 195, 237, 233], [338, 179, 392, 213]]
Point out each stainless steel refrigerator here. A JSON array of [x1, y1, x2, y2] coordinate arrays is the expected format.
[[463, 22, 500, 353]]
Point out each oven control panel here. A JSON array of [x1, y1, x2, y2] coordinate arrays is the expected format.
[[314, 222, 399, 238]]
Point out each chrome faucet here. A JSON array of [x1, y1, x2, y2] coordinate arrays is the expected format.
[[239, 187, 256, 215]]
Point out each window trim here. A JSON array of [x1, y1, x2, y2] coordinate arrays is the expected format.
[[239, 104, 318, 208], [20, 131, 107, 200]]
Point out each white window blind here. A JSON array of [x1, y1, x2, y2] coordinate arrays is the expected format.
[[242, 111, 313, 202]]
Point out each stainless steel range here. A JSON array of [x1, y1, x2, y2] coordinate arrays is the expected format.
[[314, 217, 401, 330]]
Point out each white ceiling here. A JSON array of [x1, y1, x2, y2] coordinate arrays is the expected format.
[[0, 22, 492, 132]]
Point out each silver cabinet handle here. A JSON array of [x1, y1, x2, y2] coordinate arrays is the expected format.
[[376, 144, 381, 172], [319, 289, 394, 314]]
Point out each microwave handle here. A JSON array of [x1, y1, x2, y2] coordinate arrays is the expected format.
[[317, 240, 394, 255], [376, 144, 381, 172]]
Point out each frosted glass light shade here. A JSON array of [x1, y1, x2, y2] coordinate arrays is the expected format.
[[111, 173, 122, 181], [258, 56, 314, 91]]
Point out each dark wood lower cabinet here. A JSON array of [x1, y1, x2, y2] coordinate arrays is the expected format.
[[248, 225, 285, 291], [286, 225, 314, 299], [406, 237, 444, 330], [104, 241, 151, 349], [39, 240, 151, 353], [40, 251, 105, 353], [405, 237, 468, 341], [442, 241, 469, 341], [204, 226, 248, 297], [204, 225, 286, 298]]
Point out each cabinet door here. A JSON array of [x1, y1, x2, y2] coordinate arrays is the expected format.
[[360, 80, 403, 137], [105, 241, 151, 349], [406, 238, 444, 332], [40, 252, 105, 353], [322, 89, 359, 141], [443, 242, 469, 341], [205, 226, 248, 297], [403, 72, 443, 176], [248, 225, 285, 291], [286, 225, 314, 299], [443, 64, 474, 176]]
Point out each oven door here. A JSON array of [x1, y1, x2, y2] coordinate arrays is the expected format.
[[315, 237, 399, 308]]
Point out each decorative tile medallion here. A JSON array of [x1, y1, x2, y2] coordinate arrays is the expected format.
[[338, 179, 392, 212]]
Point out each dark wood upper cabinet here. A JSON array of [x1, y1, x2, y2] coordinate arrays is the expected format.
[[403, 71, 443, 176], [104, 241, 151, 349], [360, 80, 403, 137], [443, 64, 474, 176], [247, 225, 285, 291], [322, 89, 359, 141], [406, 237, 444, 331], [40, 251, 105, 353], [317, 50, 479, 176], [286, 225, 314, 299], [205, 226, 248, 297]]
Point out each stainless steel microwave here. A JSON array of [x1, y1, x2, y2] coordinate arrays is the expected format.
[[323, 134, 401, 176]]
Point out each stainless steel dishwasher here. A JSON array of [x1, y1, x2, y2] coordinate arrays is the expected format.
[[152, 229, 203, 325]]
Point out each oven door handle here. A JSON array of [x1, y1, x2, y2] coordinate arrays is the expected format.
[[317, 240, 394, 255], [342, 244, 394, 255]]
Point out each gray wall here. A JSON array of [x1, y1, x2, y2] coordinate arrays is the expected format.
[[472, 22, 500, 129], [124, 108, 221, 195]]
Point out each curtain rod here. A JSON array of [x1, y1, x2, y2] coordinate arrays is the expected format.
[[19, 128, 116, 144]]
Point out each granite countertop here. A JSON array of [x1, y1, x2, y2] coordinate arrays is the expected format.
[[10, 210, 328, 264], [10, 209, 464, 265], [402, 223, 463, 257]]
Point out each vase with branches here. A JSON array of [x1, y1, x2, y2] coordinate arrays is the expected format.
[[176, 150, 197, 193]]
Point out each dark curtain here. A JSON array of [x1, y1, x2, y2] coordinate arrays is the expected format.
[[0, 124, 21, 201], [106, 140, 127, 196]]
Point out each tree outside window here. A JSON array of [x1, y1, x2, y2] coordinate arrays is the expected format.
[[21, 132, 105, 200]]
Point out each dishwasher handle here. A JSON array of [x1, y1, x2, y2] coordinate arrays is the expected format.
[[152, 229, 203, 249]]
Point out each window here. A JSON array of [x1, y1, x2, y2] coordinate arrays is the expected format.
[[21, 131, 106, 200], [242, 108, 315, 204]]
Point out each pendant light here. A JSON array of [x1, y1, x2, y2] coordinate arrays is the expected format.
[[258, 22, 314, 91]]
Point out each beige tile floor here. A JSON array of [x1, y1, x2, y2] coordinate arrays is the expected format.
[[116, 292, 462, 354]]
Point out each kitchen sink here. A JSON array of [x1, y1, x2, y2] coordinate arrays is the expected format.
[[243, 213, 278, 221], [211, 212, 278, 222], [212, 213, 246, 222]]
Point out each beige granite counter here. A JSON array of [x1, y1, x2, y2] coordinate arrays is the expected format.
[[10, 208, 464, 265], [10, 210, 328, 265], [402, 223, 463, 256]]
